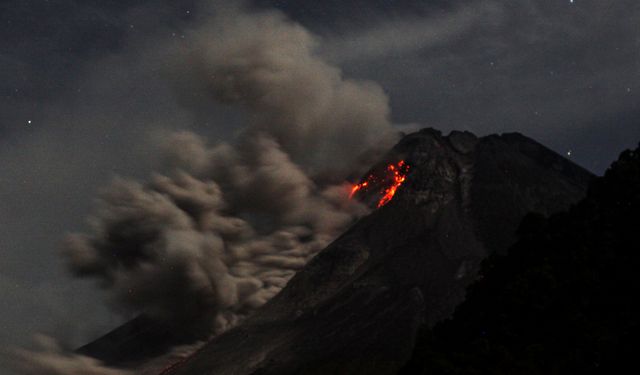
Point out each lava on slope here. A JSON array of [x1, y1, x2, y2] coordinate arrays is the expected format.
[[350, 160, 410, 207]]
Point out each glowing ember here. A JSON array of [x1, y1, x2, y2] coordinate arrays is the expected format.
[[350, 160, 410, 207], [349, 181, 368, 198]]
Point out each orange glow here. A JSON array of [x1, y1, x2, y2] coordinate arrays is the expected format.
[[349, 181, 368, 198], [377, 160, 408, 207], [349, 160, 409, 207]]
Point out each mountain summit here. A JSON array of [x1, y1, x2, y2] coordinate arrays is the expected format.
[[80, 129, 592, 374]]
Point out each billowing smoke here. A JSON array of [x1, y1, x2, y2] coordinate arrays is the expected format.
[[61, 6, 394, 342], [63, 135, 367, 337], [191, 9, 394, 176]]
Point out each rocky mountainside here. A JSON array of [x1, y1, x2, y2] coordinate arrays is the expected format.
[[147, 128, 592, 375]]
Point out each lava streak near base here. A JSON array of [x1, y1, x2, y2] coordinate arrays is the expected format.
[[350, 160, 410, 208]]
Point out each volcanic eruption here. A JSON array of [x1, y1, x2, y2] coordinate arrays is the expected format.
[[75, 128, 593, 375]]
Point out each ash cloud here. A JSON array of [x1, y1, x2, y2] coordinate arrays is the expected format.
[[179, 7, 397, 178], [61, 6, 388, 343]]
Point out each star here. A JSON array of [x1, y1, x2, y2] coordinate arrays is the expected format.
[[27, 120, 31, 124]]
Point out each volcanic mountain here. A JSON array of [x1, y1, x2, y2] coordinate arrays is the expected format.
[[79, 128, 593, 374]]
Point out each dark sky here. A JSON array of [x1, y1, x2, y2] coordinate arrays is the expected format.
[[1, 0, 639, 351]]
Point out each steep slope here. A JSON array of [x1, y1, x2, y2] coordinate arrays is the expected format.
[[161, 128, 592, 375]]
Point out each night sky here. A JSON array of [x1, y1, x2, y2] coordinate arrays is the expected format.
[[1, 0, 639, 352]]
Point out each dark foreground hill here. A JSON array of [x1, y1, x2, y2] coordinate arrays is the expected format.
[[402, 142, 640, 375], [143, 128, 591, 375]]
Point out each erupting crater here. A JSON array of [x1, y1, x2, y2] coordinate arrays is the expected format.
[[350, 160, 410, 207]]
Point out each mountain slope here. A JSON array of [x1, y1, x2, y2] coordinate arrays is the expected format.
[[159, 128, 592, 375]]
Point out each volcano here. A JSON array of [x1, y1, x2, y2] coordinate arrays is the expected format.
[[79, 128, 593, 374]]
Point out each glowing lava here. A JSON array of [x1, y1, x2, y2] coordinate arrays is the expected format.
[[377, 160, 409, 207], [350, 160, 410, 208], [349, 181, 368, 198]]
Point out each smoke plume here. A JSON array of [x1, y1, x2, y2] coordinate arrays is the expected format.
[[61, 6, 394, 342], [187, 8, 395, 177]]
